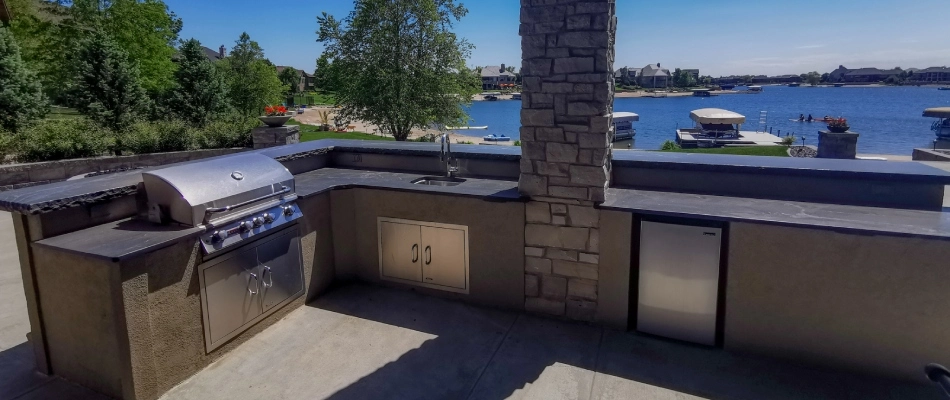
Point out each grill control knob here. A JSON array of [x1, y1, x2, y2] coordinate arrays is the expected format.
[[282, 205, 295, 216], [239, 221, 254, 233], [210, 230, 227, 243], [262, 213, 274, 223], [252, 217, 264, 227]]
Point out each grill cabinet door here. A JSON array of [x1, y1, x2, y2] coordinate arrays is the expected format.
[[202, 246, 262, 345], [259, 229, 304, 312], [379, 221, 422, 282], [421, 226, 467, 290]]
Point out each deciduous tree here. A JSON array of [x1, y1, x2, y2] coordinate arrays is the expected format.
[[168, 38, 230, 126], [278, 66, 301, 96], [0, 27, 48, 133], [317, 0, 481, 141], [219, 32, 286, 116]]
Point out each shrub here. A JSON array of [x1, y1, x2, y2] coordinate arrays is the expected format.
[[415, 133, 437, 142], [194, 114, 259, 149], [660, 140, 681, 151], [13, 118, 113, 162], [124, 119, 195, 154], [781, 135, 796, 146], [513, 140, 521, 146]]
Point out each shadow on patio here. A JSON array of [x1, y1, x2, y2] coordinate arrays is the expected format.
[[304, 284, 940, 400]]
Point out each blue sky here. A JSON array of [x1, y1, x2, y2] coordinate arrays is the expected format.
[[166, 0, 949, 76]]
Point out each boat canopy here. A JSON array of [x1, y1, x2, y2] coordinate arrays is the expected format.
[[689, 108, 745, 124], [923, 107, 950, 118], [612, 112, 639, 122]]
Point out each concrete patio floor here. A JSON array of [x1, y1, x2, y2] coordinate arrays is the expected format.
[[0, 210, 944, 400]]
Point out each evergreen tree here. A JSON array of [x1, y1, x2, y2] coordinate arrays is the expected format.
[[219, 33, 286, 116], [0, 27, 48, 133], [169, 38, 230, 126], [72, 29, 149, 132]]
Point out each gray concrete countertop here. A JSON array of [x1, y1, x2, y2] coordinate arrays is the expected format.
[[612, 151, 950, 183], [293, 167, 520, 200], [33, 168, 520, 261], [601, 186, 950, 240]]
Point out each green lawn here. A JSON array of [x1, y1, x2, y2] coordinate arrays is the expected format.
[[289, 120, 393, 142], [659, 146, 790, 157]]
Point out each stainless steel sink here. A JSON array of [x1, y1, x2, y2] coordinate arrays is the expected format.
[[411, 176, 466, 186]]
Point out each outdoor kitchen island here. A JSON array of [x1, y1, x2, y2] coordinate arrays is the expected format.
[[2, 141, 950, 400]]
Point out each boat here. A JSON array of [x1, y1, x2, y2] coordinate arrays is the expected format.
[[787, 83, 801, 87], [446, 126, 488, 130], [923, 107, 950, 143], [939, 87, 950, 91], [675, 108, 783, 147], [834, 83, 845, 87], [484, 95, 499, 101], [719, 84, 735, 90], [511, 93, 522, 100], [691, 88, 714, 97], [482, 134, 511, 142], [612, 112, 638, 149], [746, 85, 763, 93]]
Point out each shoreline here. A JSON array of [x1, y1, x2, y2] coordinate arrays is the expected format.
[[294, 106, 518, 146]]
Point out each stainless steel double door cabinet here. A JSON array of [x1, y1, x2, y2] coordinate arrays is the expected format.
[[200, 226, 304, 351]]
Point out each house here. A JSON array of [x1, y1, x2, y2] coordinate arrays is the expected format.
[[682, 69, 699, 82], [843, 67, 900, 82], [772, 74, 803, 83], [914, 66, 950, 82], [201, 45, 227, 62], [276, 66, 316, 92], [481, 64, 516, 90], [614, 67, 638, 85], [638, 63, 671, 88], [828, 65, 850, 82]]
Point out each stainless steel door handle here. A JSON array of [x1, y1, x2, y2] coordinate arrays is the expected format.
[[425, 246, 431, 265], [261, 265, 273, 288], [411, 244, 419, 263], [248, 272, 259, 295]]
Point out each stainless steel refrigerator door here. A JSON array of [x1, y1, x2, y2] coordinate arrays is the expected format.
[[637, 221, 721, 345]]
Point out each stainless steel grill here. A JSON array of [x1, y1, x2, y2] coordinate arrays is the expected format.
[[141, 153, 302, 254]]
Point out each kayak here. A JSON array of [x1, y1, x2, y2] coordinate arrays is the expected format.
[[446, 126, 488, 130], [483, 134, 511, 142]]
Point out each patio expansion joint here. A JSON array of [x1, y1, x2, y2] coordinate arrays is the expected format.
[[587, 328, 606, 400], [463, 313, 520, 400]]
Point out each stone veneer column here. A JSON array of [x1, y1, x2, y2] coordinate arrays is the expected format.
[[519, 0, 616, 321]]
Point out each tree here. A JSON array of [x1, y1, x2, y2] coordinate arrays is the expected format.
[[71, 29, 149, 132], [672, 68, 694, 88], [313, 53, 338, 91], [505, 65, 515, 73], [618, 66, 631, 86], [278, 66, 301, 96], [0, 27, 49, 133], [219, 32, 286, 116], [820, 72, 830, 83], [167, 38, 230, 126], [803, 71, 821, 86], [317, 0, 481, 141]]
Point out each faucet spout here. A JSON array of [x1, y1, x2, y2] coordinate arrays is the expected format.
[[440, 133, 458, 178]]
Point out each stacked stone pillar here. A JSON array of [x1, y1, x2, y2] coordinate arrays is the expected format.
[[519, 0, 616, 321]]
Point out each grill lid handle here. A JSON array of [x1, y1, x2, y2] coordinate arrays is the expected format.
[[203, 185, 291, 222]]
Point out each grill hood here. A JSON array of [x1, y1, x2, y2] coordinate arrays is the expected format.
[[142, 153, 295, 227]]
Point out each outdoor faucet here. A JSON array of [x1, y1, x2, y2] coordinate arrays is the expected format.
[[439, 133, 459, 178]]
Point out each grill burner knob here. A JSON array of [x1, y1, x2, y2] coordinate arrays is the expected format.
[[282, 205, 295, 216], [262, 213, 274, 223], [252, 217, 264, 227], [210, 230, 227, 243], [239, 221, 254, 233]]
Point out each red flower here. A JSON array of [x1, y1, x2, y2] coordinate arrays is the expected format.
[[277, 106, 287, 113], [264, 105, 274, 114]]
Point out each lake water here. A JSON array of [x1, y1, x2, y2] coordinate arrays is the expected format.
[[460, 86, 950, 155]]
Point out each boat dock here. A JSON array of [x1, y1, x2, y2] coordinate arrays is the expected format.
[[676, 129, 784, 147]]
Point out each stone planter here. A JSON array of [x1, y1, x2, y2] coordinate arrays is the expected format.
[[827, 125, 850, 133], [258, 113, 294, 127]]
